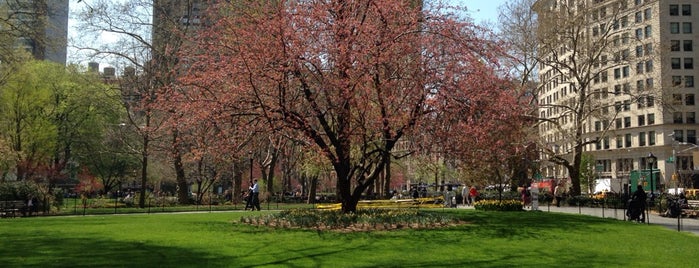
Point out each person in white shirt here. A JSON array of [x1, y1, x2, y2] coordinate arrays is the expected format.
[[249, 179, 261, 211]]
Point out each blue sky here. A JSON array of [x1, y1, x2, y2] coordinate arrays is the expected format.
[[457, 0, 507, 24]]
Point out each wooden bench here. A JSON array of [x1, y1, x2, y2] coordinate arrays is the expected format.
[[682, 200, 699, 218], [0, 200, 27, 218]]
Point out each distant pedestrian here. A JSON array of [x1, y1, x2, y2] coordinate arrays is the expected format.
[[462, 185, 469, 206], [469, 186, 478, 205], [554, 184, 564, 207], [249, 179, 261, 211]]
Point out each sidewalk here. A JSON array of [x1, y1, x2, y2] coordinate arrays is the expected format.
[[531, 203, 699, 236]]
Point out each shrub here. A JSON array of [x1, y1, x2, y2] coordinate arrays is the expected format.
[[473, 199, 523, 211]]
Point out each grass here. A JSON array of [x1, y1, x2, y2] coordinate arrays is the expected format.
[[0, 209, 697, 268]]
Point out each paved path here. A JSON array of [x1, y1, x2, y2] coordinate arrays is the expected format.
[[531, 204, 699, 236]]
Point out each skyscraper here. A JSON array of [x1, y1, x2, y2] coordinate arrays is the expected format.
[[0, 0, 69, 64]]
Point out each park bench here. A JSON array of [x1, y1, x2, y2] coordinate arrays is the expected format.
[[682, 200, 699, 218], [0, 200, 27, 218]]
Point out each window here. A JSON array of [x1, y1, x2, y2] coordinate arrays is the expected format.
[[616, 136, 623, 148], [647, 113, 655, 125], [682, 4, 691, 16], [623, 66, 629, 77], [637, 62, 644, 74], [616, 118, 622, 129], [646, 78, 653, 89], [673, 76, 682, 86], [638, 115, 645, 126], [683, 22, 692, 34], [685, 58, 693, 69], [595, 121, 601, 131], [687, 112, 696, 124], [688, 130, 697, 144], [635, 28, 643, 39], [639, 132, 646, 146], [645, 43, 653, 55], [635, 11, 642, 22], [621, 16, 628, 27], [686, 94, 695, 105], [684, 40, 693, 51], [673, 94, 683, 105], [671, 40, 680, 51], [649, 131, 656, 145], [672, 58, 681, 69], [625, 133, 632, 147], [674, 112, 684, 123], [671, 22, 680, 34], [624, 83, 631, 93], [614, 84, 621, 94], [644, 26, 652, 37], [615, 101, 622, 112], [644, 8, 652, 20], [670, 4, 679, 16], [686, 76, 695, 87], [645, 60, 653, 72], [624, 117, 631, 128], [637, 96, 645, 108], [674, 130, 684, 142], [637, 80, 644, 91], [636, 45, 644, 56], [624, 100, 631, 111], [647, 97, 654, 107]]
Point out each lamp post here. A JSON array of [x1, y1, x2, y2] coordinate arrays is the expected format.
[[648, 152, 657, 211]]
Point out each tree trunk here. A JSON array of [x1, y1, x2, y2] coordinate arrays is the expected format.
[[307, 175, 317, 204], [173, 131, 189, 204]]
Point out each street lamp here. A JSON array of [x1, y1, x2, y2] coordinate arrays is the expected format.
[[647, 152, 657, 207]]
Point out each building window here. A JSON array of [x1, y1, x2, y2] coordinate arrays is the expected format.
[[673, 94, 683, 105], [645, 60, 653, 72], [673, 76, 682, 86], [683, 22, 692, 34], [624, 117, 631, 128], [685, 58, 693, 69], [674, 130, 684, 142], [645, 43, 653, 55], [682, 4, 691, 16], [635, 11, 642, 22], [648, 113, 655, 124], [624, 100, 631, 111], [616, 136, 623, 148], [635, 28, 643, 39], [684, 40, 693, 51], [671, 40, 680, 51], [670, 4, 679, 16], [644, 8, 652, 20], [637, 62, 644, 74], [686, 76, 695, 87], [674, 112, 684, 123], [672, 58, 681, 69], [638, 115, 645, 126], [637, 96, 645, 108], [686, 94, 695, 105], [646, 78, 653, 89], [644, 25, 652, 37], [688, 130, 697, 144], [637, 45, 644, 56], [639, 132, 646, 146], [616, 118, 622, 129], [624, 83, 631, 93], [595, 121, 601, 131], [649, 131, 656, 145], [637, 80, 644, 91], [671, 22, 680, 34], [625, 133, 632, 147], [687, 112, 696, 124]]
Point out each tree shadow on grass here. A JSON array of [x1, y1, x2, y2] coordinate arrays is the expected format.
[[0, 230, 231, 267]]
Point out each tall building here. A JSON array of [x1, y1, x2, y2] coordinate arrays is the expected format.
[[535, 0, 699, 194], [0, 0, 69, 64]]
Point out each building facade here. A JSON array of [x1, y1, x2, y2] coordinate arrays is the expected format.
[[535, 0, 699, 194], [1, 0, 69, 64]]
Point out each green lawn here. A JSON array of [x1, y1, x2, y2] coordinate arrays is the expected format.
[[0, 210, 696, 267]]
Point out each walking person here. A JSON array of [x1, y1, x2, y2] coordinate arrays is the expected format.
[[469, 186, 478, 205], [554, 183, 564, 207], [249, 179, 261, 211], [462, 185, 469, 206]]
